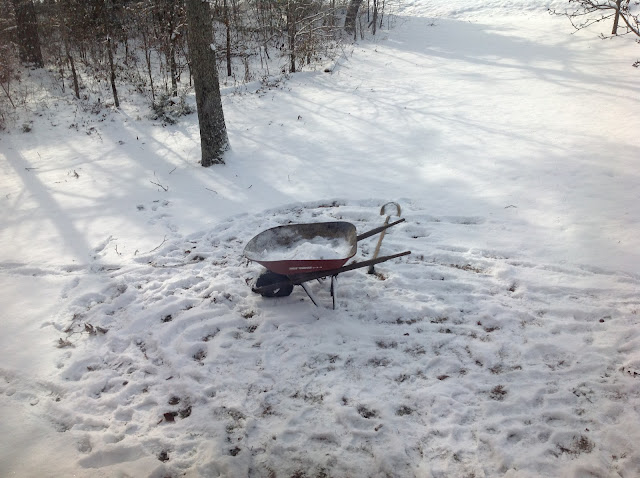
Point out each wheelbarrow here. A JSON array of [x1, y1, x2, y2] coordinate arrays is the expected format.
[[244, 217, 410, 308]]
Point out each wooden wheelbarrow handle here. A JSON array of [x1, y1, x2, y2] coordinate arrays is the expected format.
[[356, 218, 405, 242]]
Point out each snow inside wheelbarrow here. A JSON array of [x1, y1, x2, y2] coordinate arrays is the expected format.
[[244, 221, 357, 275]]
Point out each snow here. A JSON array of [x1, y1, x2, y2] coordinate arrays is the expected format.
[[257, 237, 352, 261], [1, 1, 640, 477], [251, 235, 354, 261]]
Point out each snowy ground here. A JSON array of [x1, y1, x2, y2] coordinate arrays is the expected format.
[[1, 1, 640, 477]]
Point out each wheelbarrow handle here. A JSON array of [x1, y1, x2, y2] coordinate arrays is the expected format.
[[296, 250, 411, 280], [356, 218, 406, 242], [252, 250, 411, 295]]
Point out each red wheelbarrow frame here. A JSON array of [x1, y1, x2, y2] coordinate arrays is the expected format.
[[244, 218, 410, 308]]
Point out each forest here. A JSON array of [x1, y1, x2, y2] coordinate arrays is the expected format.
[[0, 0, 399, 129], [2, 1, 638, 134]]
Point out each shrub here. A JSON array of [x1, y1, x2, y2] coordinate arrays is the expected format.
[[150, 92, 194, 125]]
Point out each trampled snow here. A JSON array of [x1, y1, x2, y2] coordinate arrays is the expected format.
[[1, 1, 639, 477]]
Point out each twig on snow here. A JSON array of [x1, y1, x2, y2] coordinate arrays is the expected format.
[[150, 172, 169, 191], [144, 235, 168, 254], [150, 180, 168, 191]]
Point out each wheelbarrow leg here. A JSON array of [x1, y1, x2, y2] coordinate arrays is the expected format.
[[330, 275, 338, 310], [300, 282, 319, 307]]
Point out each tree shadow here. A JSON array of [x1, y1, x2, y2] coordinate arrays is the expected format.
[[3, 146, 93, 262], [378, 16, 640, 101]]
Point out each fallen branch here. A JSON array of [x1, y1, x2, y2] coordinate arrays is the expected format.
[[151, 171, 169, 191], [150, 180, 168, 191], [138, 236, 167, 256]]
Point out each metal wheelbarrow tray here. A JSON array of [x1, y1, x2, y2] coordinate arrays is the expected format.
[[244, 218, 410, 307]]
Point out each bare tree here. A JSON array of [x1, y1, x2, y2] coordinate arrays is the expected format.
[[9, 0, 43, 67], [287, 0, 298, 72], [106, 36, 120, 107], [0, 0, 20, 115], [153, 0, 185, 97], [36, 0, 82, 99], [345, 0, 364, 38], [223, 0, 232, 77], [185, 0, 229, 166], [4, 0, 350, 123], [554, 1, 640, 66], [282, 0, 342, 73], [556, 0, 639, 37], [345, 0, 385, 38], [58, 1, 81, 99]]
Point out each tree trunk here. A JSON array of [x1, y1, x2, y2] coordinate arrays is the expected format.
[[170, 39, 178, 96], [58, 0, 80, 100], [371, 0, 378, 35], [330, 0, 336, 28], [107, 36, 120, 107], [10, 0, 44, 67], [287, 1, 296, 73], [185, 0, 229, 166], [65, 40, 80, 99], [142, 29, 155, 101], [612, 0, 622, 35], [224, 0, 232, 77], [344, 0, 364, 36]]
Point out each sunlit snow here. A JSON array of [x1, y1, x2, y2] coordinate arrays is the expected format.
[[1, 1, 639, 477]]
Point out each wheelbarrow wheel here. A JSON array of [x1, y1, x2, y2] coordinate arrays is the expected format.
[[253, 271, 294, 297]]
